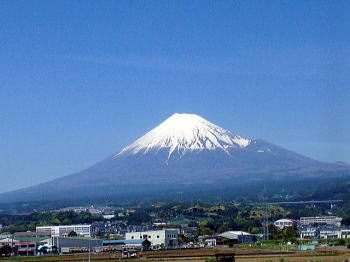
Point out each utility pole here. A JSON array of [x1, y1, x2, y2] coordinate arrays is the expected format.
[[11, 233, 13, 256], [264, 201, 269, 240], [260, 186, 269, 241], [88, 239, 91, 262], [57, 236, 60, 255]]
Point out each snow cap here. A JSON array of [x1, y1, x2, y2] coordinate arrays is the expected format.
[[117, 113, 251, 160]]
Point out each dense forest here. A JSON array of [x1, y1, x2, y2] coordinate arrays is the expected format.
[[0, 211, 101, 233]]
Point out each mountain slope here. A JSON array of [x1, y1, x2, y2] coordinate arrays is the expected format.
[[1, 113, 349, 202]]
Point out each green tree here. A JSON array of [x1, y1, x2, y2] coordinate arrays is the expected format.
[[198, 221, 213, 235], [250, 227, 261, 234], [218, 224, 232, 233], [51, 218, 61, 225], [342, 216, 350, 226], [268, 224, 280, 240], [281, 225, 299, 242], [68, 231, 78, 237], [127, 211, 152, 225]]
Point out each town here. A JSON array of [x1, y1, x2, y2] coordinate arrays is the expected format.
[[0, 202, 349, 260]]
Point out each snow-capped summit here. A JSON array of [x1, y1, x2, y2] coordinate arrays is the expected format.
[[117, 113, 251, 159]]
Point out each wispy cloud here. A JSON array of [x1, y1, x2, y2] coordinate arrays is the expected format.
[[53, 45, 350, 78], [54, 54, 232, 74]]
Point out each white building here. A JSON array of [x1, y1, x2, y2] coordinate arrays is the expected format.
[[204, 238, 217, 247], [218, 231, 254, 243], [299, 216, 342, 227], [300, 226, 318, 239], [300, 226, 350, 239], [103, 214, 115, 220], [319, 228, 341, 239], [274, 219, 294, 229], [125, 229, 178, 248], [341, 229, 350, 239], [36, 225, 91, 237]]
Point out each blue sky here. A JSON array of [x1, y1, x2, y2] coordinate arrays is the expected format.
[[1, 0, 349, 192]]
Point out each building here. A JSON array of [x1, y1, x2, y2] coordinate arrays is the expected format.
[[299, 216, 342, 227], [52, 236, 102, 253], [125, 229, 178, 248], [299, 225, 350, 239], [16, 237, 51, 256], [102, 239, 151, 250], [274, 219, 294, 229], [56, 205, 118, 215], [319, 226, 342, 239], [0, 237, 19, 247], [299, 245, 316, 251], [0, 237, 50, 256], [14, 231, 52, 238], [218, 231, 254, 243], [36, 225, 91, 237], [198, 231, 255, 245], [0, 235, 13, 240], [103, 214, 115, 220], [300, 226, 319, 239], [341, 229, 350, 239], [204, 238, 216, 247]]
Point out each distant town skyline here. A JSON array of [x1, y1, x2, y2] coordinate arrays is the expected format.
[[1, 1, 349, 192]]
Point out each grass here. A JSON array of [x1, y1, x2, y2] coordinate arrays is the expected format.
[[0, 247, 349, 262], [233, 243, 297, 251]]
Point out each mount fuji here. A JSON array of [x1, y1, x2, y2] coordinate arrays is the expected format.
[[1, 113, 349, 202]]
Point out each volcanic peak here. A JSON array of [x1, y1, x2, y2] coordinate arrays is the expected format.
[[117, 113, 251, 160]]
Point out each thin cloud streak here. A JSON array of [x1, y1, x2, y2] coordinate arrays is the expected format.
[[53, 48, 348, 78]]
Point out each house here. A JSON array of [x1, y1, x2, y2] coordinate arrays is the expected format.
[[125, 229, 178, 248]]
